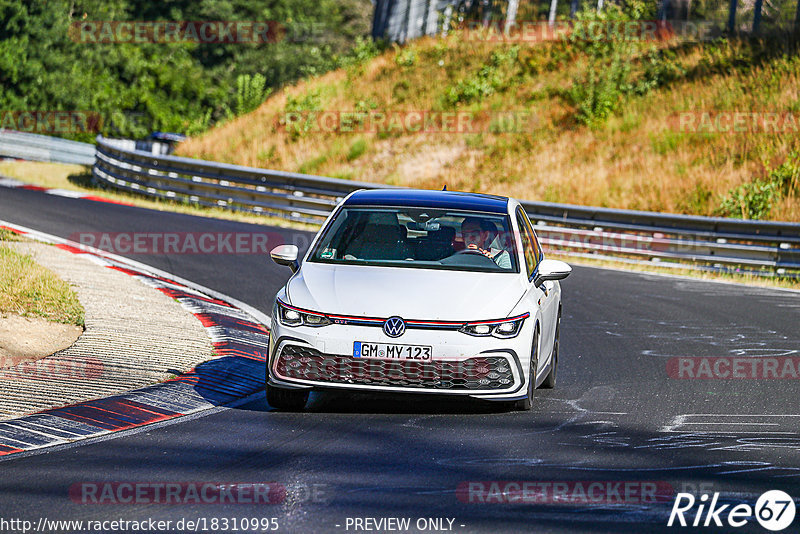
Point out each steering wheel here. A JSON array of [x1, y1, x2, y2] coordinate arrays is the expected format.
[[441, 247, 497, 266], [456, 247, 488, 256]]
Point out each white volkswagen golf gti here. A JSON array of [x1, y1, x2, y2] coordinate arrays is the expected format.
[[266, 189, 571, 411]]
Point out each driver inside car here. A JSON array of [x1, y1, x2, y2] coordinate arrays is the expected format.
[[460, 217, 512, 269]]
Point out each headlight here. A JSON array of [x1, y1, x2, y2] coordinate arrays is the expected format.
[[276, 300, 331, 327], [459, 313, 528, 339]]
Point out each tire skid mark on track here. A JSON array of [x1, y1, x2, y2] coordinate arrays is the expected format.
[[0, 222, 270, 459]]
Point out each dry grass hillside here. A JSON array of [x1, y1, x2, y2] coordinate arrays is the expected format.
[[177, 20, 800, 221]]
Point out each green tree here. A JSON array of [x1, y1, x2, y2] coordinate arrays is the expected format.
[[0, 0, 372, 140]]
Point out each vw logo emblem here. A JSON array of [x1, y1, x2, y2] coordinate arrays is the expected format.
[[383, 316, 406, 338]]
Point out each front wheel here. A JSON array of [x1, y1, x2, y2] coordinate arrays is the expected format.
[[513, 327, 539, 411], [266, 384, 309, 411]]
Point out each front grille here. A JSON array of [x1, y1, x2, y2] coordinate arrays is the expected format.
[[274, 345, 514, 390]]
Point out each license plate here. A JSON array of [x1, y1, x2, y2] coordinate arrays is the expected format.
[[353, 341, 432, 361]]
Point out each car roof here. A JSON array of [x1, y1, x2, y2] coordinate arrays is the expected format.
[[343, 189, 510, 214]]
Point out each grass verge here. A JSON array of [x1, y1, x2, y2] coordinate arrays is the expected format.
[[0, 239, 85, 326]]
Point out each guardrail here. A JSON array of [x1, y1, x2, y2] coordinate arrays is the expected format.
[[92, 136, 800, 278], [0, 131, 95, 165], [519, 201, 800, 278], [93, 135, 394, 224], [0, 134, 781, 279]]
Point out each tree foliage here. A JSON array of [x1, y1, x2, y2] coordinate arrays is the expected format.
[[0, 0, 372, 141]]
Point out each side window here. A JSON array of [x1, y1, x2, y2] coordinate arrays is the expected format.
[[521, 209, 542, 265], [515, 209, 537, 279]]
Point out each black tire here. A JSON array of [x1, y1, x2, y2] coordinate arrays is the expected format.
[[541, 307, 561, 389], [514, 327, 539, 411], [266, 385, 309, 411]]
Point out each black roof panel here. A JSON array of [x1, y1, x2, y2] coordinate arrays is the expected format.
[[344, 189, 509, 214]]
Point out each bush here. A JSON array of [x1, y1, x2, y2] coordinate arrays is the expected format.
[[347, 138, 368, 161], [770, 152, 800, 194], [339, 36, 382, 68], [716, 153, 800, 219], [567, 2, 683, 126], [282, 90, 323, 140], [395, 47, 417, 67], [635, 48, 686, 95], [717, 179, 782, 219], [569, 55, 631, 126], [236, 74, 271, 116], [444, 46, 519, 106], [567, 6, 637, 125]]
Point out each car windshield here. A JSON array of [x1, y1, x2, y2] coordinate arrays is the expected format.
[[309, 207, 519, 273]]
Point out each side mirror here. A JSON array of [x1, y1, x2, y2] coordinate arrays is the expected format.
[[533, 259, 571, 288], [270, 244, 300, 273]]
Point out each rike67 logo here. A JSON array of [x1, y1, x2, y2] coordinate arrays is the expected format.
[[668, 490, 796, 531]]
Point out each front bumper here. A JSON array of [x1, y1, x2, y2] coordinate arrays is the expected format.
[[267, 321, 530, 400]]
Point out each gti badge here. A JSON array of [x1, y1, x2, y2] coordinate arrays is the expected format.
[[383, 316, 406, 338]]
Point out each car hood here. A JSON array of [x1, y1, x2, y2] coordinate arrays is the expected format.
[[286, 262, 526, 321]]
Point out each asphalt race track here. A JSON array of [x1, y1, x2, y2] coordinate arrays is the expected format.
[[1, 187, 799, 533]]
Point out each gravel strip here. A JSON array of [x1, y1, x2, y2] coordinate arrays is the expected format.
[[0, 242, 213, 420]]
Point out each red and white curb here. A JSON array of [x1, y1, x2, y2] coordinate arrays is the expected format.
[[0, 175, 134, 206], [0, 221, 271, 458]]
